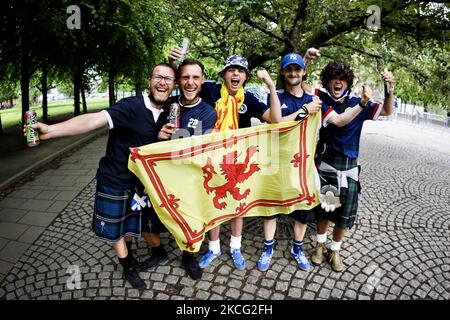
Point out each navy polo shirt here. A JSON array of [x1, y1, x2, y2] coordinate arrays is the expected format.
[[96, 95, 166, 189]]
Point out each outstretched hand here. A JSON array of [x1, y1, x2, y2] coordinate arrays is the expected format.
[[22, 122, 51, 140]]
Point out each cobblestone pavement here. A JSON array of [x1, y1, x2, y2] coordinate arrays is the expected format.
[[0, 120, 449, 300]]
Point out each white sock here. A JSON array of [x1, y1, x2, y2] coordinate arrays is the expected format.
[[316, 233, 327, 244], [230, 235, 242, 251], [208, 239, 221, 254], [330, 240, 342, 251]]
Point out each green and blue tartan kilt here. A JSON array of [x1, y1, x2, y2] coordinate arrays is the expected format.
[[316, 152, 361, 230], [92, 183, 143, 244]]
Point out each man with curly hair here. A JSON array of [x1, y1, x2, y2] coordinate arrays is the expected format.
[[257, 51, 371, 273], [311, 61, 395, 272]]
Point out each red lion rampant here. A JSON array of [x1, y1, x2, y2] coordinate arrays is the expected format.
[[202, 145, 260, 210]]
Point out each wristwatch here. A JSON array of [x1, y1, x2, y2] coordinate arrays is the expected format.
[[295, 105, 309, 121]]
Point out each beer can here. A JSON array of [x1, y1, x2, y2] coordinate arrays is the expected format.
[[168, 102, 180, 129], [25, 109, 40, 147], [175, 37, 190, 66]]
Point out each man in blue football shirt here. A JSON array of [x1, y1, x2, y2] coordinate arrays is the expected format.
[[311, 61, 395, 272], [257, 51, 370, 272]]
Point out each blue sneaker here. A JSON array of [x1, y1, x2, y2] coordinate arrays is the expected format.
[[257, 246, 273, 271], [198, 250, 221, 269], [290, 249, 311, 271], [230, 249, 246, 270]]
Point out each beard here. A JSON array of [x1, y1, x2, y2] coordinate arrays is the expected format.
[[149, 89, 170, 105], [149, 94, 166, 105], [285, 77, 302, 87]]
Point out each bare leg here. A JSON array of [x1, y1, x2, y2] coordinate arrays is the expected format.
[[332, 226, 346, 242], [112, 237, 128, 258], [263, 218, 277, 240], [231, 217, 243, 237], [293, 221, 307, 241], [316, 218, 330, 235], [142, 231, 161, 247], [208, 225, 220, 241]]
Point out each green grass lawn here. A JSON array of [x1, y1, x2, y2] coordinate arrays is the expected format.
[[0, 98, 109, 129]]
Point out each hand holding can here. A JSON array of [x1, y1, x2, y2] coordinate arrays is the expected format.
[[175, 37, 190, 66], [25, 110, 40, 147], [168, 102, 180, 129]]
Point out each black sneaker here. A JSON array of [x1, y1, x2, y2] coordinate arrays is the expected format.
[[141, 251, 168, 271], [182, 252, 202, 280], [123, 267, 146, 290]]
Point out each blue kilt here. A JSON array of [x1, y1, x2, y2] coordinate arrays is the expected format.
[[92, 184, 143, 244]]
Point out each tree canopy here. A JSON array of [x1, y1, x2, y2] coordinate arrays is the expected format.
[[0, 0, 449, 124]]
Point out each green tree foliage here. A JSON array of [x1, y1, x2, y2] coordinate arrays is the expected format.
[[165, 0, 449, 111], [0, 0, 173, 123]]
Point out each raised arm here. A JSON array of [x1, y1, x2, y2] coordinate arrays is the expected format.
[[27, 112, 108, 140], [258, 69, 282, 123], [302, 47, 321, 94], [380, 69, 395, 116], [326, 85, 373, 127], [303, 47, 321, 65], [168, 46, 183, 66]]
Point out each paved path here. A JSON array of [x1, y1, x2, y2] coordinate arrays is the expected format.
[[0, 119, 449, 300]]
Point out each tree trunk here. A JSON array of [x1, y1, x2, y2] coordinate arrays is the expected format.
[[73, 68, 81, 116], [20, 55, 31, 125], [81, 87, 87, 113], [135, 82, 143, 96], [108, 68, 116, 106], [0, 113, 3, 134], [41, 59, 48, 123]]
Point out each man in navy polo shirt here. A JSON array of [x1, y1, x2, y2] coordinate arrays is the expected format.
[[311, 61, 395, 272], [257, 51, 370, 273], [143, 58, 217, 280], [29, 63, 177, 290]]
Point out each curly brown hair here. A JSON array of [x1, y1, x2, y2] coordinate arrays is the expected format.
[[320, 61, 355, 90]]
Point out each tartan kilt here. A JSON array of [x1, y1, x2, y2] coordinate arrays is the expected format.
[[289, 209, 317, 224], [316, 152, 361, 230], [92, 183, 143, 244]]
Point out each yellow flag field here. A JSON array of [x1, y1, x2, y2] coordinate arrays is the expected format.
[[128, 113, 321, 252]]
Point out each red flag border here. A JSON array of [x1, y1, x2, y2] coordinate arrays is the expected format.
[[130, 119, 316, 249]]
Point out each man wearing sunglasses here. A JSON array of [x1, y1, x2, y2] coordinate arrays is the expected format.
[[27, 63, 177, 290]]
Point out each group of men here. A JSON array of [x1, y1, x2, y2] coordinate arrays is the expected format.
[[29, 45, 395, 289]]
